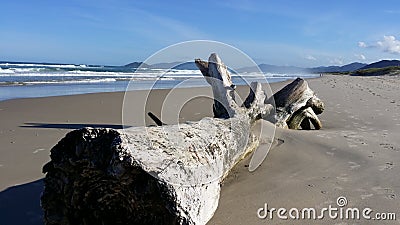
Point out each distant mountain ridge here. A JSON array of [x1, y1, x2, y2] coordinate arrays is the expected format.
[[310, 62, 367, 73], [3, 59, 397, 73], [122, 59, 399, 74], [124, 61, 198, 70], [359, 60, 400, 70], [237, 62, 367, 74], [251, 64, 308, 74], [124, 62, 150, 68]]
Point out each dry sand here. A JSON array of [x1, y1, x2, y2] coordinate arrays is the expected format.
[[210, 75, 400, 225], [0, 75, 399, 225]]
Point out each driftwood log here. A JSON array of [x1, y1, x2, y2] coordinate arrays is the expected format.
[[270, 77, 324, 129], [41, 53, 324, 225]]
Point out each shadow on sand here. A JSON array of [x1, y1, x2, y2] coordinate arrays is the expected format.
[[20, 123, 127, 130], [0, 179, 44, 225]]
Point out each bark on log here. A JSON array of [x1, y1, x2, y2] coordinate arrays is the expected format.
[[41, 53, 272, 225]]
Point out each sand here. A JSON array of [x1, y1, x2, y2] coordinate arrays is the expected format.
[[209, 75, 400, 224], [0, 75, 399, 225]]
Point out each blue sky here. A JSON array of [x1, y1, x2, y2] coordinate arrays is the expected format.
[[1, 0, 400, 66]]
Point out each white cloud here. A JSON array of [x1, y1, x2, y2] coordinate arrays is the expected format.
[[358, 42, 367, 48], [358, 35, 400, 54], [354, 53, 366, 60], [305, 55, 317, 61], [329, 58, 343, 65], [377, 35, 400, 54]]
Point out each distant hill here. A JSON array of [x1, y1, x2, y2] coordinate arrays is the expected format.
[[310, 62, 366, 73], [124, 62, 149, 68], [149, 62, 182, 69], [124, 61, 203, 70], [359, 60, 400, 70], [171, 62, 238, 73], [171, 62, 198, 70], [259, 64, 308, 73], [125, 61, 201, 70], [238, 62, 366, 74], [237, 64, 308, 74], [352, 66, 400, 76], [150, 62, 199, 70], [123, 59, 400, 75]]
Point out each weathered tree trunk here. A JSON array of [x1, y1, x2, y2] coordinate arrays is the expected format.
[[195, 59, 324, 129], [268, 77, 324, 129], [41, 54, 324, 225], [41, 53, 272, 225]]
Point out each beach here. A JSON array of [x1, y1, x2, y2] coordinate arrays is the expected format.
[[0, 75, 399, 224], [210, 75, 400, 224]]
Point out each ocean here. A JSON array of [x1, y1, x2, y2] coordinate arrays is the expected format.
[[0, 62, 318, 101]]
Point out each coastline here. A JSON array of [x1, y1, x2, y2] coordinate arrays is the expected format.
[[0, 75, 399, 224], [0, 75, 318, 102]]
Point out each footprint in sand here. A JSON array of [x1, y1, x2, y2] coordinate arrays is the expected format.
[[361, 193, 374, 200], [336, 174, 349, 182], [380, 143, 398, 151], [348, 161, 361, 170], [326, 151, 334, 156], [378, 162, 394, 171], [348, 144, 359, 148], [342, 132, 367, 148], [372, 186, 396, 200], [334, 186, 343, 191]]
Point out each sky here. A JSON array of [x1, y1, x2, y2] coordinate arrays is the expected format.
[[1, 0, 400, 67]]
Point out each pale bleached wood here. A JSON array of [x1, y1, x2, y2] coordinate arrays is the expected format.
[[269, 78, 324, 129], [195, 54, 238, 119], [42, 53, 272, 225], [41, 54, 325, 225], [287, 107, 322, 129]]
